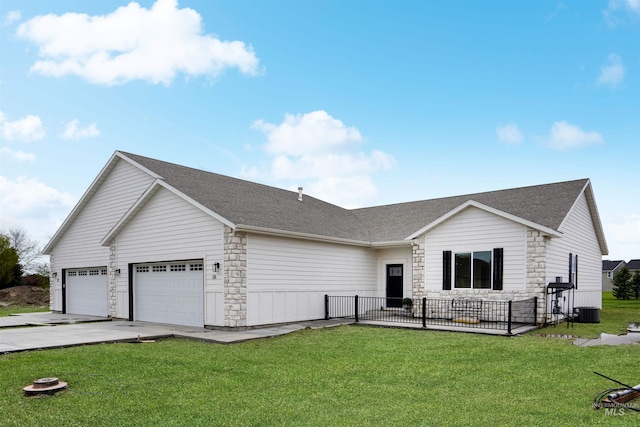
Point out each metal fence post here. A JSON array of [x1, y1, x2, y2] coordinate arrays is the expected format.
[[324, 295, 329, 320], [533, 296, 538, 325], [355, 295, 359, 322], [507, 300, 512, 334], [422, 297, 426, 327]]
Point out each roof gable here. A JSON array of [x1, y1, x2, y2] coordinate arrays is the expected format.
[[118, 152, 372, 243], [405, 200, 563, 240], [46, 151, 608, 251], [352, 179, 591, 242], [627, 259, 640, 270], [602, 260, 625, 271]]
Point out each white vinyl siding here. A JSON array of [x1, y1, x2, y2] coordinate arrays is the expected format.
[[246, 234, 377, 326], [50, 159, 154, 311], [546, 192, 602, 308], [114, 187, 224, 326], [423, 206, 526, 295], [377, 247, 413, 298]]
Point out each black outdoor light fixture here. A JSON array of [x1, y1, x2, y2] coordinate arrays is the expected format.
[[213, 262, 220, 272], [115, 269, 121, 276], [52, 272, 58, 278]]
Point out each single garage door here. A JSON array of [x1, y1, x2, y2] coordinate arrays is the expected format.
[[66, 268, 108, 316], [133, 260, 204, 327]]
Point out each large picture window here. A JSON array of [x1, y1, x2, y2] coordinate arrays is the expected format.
[[454, 251, 492, 289]]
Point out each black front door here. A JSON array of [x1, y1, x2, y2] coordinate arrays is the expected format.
[[386, 264, 403, 307]]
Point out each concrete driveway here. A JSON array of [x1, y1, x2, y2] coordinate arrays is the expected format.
[[0, 312, 352, 354]]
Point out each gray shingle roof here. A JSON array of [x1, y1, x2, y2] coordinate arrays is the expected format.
[[627, 259, 640, 271], [352, 179, 589, 242], [121, 152, 371, 242], [121, 152, 588, 243], [602, 260, 625, 271]]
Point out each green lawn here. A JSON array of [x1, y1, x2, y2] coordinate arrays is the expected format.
[[533, 292, 639, 338], [0, 305, 49, 317], [1, 294, 638, 426]]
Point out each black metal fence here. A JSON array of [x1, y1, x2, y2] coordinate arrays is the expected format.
[[325, 295, 537, 335]]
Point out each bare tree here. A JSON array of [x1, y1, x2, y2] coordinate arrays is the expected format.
[[6, 228, 41, 273]]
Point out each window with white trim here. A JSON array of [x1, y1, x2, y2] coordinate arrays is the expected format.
[[152, 265, 166, 273], [136, 266, 149, 273], [170, 264, 186, 272]]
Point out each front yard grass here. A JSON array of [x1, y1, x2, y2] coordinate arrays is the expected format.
[[1, 323, 639, 426]]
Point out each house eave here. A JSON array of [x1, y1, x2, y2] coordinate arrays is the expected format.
[[42, 151, 142, 254], [100, 179, 236, 246], [234, 224, 372, 247], [371, 240, 414, 248], [405, 200, 563, 240]]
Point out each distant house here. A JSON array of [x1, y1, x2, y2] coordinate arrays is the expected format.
[[627, 259, 640, 275], [602, 260, 627, 291], [42, 151, 608, 328]]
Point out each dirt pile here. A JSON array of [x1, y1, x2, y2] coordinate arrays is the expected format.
[[0, 286, 49, 306]]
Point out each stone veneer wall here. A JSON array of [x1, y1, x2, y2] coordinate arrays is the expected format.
[[526, 229, 547, 324], [49, 253, 57, 310], [224, 226, 247, 327], [411, 239, 426, 311], [409, 228, 548, 324], [108, 241, 117, 318]]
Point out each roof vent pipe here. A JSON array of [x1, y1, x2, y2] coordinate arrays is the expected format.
[[298, 187, 303, 201]]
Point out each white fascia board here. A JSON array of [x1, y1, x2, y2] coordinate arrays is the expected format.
[[101, 179, 235, 246], [234, 224, 372, 247], [115, 151, 163, 180], [43, 151, 129, 254], [405, 200, 563, 240], [370, 240, 414, 248], [559, 179, 609, 255]]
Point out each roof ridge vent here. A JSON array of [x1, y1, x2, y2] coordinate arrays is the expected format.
[[298, 187, 303, 201]]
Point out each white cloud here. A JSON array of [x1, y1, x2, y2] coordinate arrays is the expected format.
[[304, 175, 381, 210], [604, 214, 640, 261], [603, 0, 640, 26], [0, 147, 36, 162], [271, 151, 395, 180], [546, 121, 603, 151], [61, 119, 100, 140], [2, 10, 21, 27], [0, 111, 46, 141], [496, 123, 523, 145], [0, 175, 76, 244], [254, 110, 362, 156], [251, 110, 395, 207], [16, 0, 260, 86], [597, 54, 625, 87]]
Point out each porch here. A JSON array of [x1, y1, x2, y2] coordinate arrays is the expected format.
[[325, 295, 539, 336]]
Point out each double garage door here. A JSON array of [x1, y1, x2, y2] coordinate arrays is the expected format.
[[133, 260, 204, 327]]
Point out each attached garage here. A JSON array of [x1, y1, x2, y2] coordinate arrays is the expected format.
[[65, 268, 108, 317], [132, 260, 204, 327]]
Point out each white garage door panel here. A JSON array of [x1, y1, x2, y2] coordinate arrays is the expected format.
[[134, 261, 204, 327], [67, 268, 108, 317]]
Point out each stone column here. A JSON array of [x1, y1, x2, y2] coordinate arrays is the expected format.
[[526, 229, 547, 324], [108, 241, 117, 317], [224, 226, 247, 328], [411, 238, 426, 306]]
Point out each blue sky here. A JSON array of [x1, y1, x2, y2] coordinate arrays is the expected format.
[[0, 0, 638, 261]]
